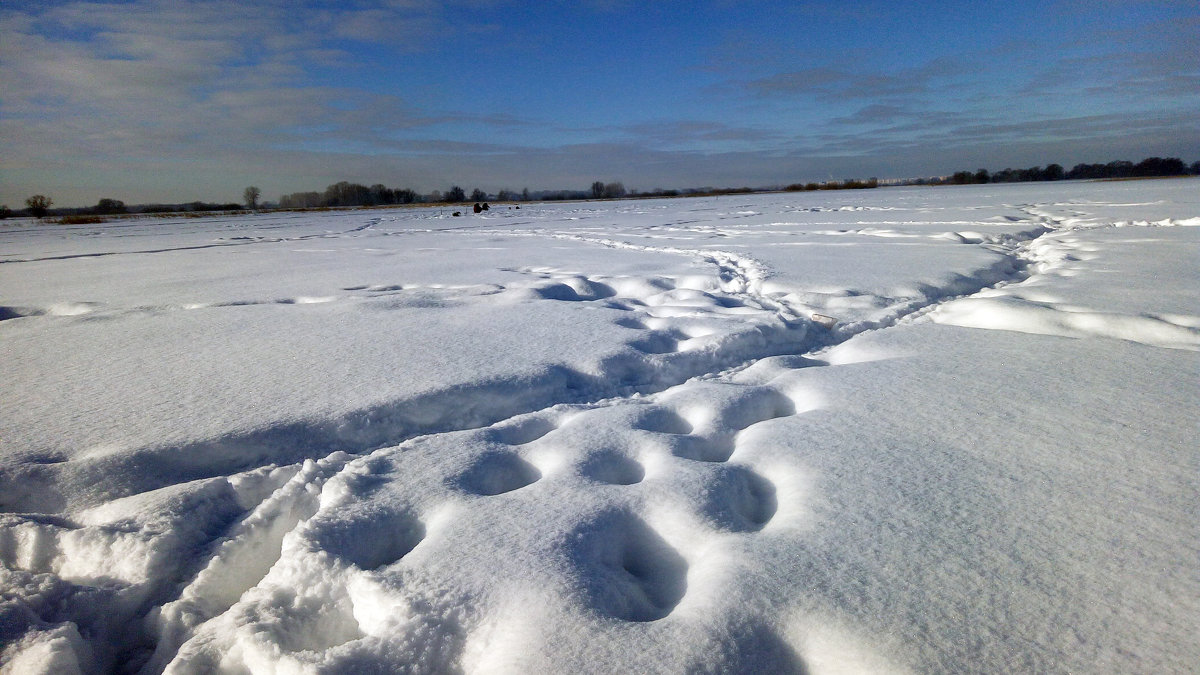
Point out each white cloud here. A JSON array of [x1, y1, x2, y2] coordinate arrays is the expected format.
[[1, 1, 1196, 207]]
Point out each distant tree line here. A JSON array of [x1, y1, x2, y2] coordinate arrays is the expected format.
[[280, 181, 631, 209], [933, 157, 1197, 186], [785, 177, 879, 192], [6, 157, 1197, 222], [591, 181, 627, 199], [279, 182, 423, 209], [0, 195, 248, 221], [140, 201, 245, 213]]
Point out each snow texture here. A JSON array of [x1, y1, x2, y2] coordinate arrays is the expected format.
[[2, 180, 1198, 673]]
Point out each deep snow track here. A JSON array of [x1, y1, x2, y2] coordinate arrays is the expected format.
[[2, 184, 1198, 673]]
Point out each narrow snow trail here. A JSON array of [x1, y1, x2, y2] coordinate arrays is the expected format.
[[533, 229, 804, 319], [0, 216, 388, 265], [2, 183, 1198, 674], [927, 204, 1200, 350], [505, 207, 1048, 348]]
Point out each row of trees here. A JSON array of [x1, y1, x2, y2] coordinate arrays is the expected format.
[[0, 195, 253, 220], [280, 180, 633, 210], [278, 182, 423, 209], [7, 157, 1197, 221], [942, 157, 1197, 186], [590, 181, 627, 199], [785, 178, 879, 192], [278, 182, 507, 209]]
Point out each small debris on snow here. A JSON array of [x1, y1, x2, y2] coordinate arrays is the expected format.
[[811, 313, 838, 328]]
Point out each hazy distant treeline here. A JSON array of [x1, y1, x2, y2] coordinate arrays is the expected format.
[[278, 180, 686, 209], [279, 182, 421, 209], [784, 177, 879, 191], [6, 156, 1198, 221], [932, 157, 1197, 186], [279, 181, 534, 209]]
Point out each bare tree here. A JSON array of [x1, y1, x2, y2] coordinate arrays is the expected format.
[[243, 186, 261, 210], [591, 181, 625, 199], [603, 182, 626, 199], [25, 195, 52, 218]]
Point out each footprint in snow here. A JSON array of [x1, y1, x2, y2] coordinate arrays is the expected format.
[[578, 449, 645, 485], [305, 501, 426, 570], [565, 510, 688, 622], [451, 450, 541, 496], [486, 415, 559, 446], [701, 465, 778, 532]]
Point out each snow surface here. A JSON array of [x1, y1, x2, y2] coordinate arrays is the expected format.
[[1, 180, 1198, 673]]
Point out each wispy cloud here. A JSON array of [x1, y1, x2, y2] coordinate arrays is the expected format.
[[744, 55, 981, 103], [0, 0, 540, 200], [1, 1, 1197, 206], [611, 120, 784, 150]]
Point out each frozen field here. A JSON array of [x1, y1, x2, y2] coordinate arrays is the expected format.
[[1, 180, 1198, 673]]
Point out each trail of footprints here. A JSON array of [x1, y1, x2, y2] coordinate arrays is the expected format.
[[121, 369, 819, 669], [180, 377, 803, 665], [1, 270, 821, 669]]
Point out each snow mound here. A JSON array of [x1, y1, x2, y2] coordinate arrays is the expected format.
[[934, 296, 1200, 349]]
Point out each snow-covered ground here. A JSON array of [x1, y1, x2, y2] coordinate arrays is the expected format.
[[2, 180, 1197, 674]]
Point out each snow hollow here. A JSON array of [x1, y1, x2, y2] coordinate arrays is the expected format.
[[2, 180, 1198, 674]]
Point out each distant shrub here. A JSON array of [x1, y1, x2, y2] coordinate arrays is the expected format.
[[93, 198, 126, 215]]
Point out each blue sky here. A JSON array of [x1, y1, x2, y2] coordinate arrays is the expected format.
[[2, 0, 1197, 207]]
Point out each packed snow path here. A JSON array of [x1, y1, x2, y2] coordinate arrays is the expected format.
[[1, 181, 1198, 673]]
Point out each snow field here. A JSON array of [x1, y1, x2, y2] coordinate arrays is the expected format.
[[2, 179, 1198, 672]]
